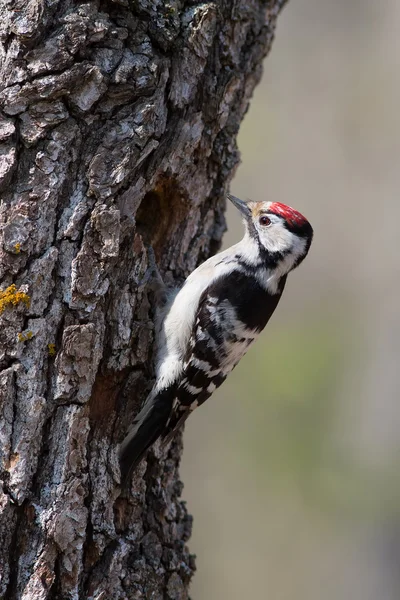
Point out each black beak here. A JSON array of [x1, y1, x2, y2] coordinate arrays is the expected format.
[[227, 194, 251, 218]]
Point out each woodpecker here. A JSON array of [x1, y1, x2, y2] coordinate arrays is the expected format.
[[119, 194, 313, 482]]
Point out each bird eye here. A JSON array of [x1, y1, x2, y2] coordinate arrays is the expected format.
[[259, 215, 271, 227]]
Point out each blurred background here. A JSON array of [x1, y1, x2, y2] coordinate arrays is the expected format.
[[181, 1, 400, 598]]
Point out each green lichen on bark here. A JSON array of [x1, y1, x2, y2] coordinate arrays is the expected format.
[[0, 284, 30, 315]]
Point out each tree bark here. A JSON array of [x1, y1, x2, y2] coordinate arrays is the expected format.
[[0, 1, 286, 598]]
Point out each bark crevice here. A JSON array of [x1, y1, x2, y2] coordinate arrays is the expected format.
[[0, 1, 287, 597]]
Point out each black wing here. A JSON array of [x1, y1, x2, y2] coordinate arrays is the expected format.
[[163, 270, 286, 435]]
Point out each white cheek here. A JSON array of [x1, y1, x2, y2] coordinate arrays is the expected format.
[[264, 232, 307, 293], [259, 223, 293, 253]]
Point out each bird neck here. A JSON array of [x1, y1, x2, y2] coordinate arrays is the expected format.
[[236, 233, 289, 295], [238, 231, 284, 269]]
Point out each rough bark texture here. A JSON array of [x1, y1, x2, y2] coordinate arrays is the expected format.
[[0, 1, 286, 598]]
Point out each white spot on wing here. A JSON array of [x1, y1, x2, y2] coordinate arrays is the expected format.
[[183, 382, 203, 395], [191, 357, 220, 376]]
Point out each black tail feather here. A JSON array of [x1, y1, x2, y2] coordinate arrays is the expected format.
[[119, 388, 174, 485]]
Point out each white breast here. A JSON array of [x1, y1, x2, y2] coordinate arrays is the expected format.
[[154, 242, 246, 390]]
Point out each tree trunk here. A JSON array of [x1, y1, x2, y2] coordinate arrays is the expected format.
[[0, 1, 286, 598]]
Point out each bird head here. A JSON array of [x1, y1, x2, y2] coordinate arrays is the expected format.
[[228, 193, 313, 271]]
